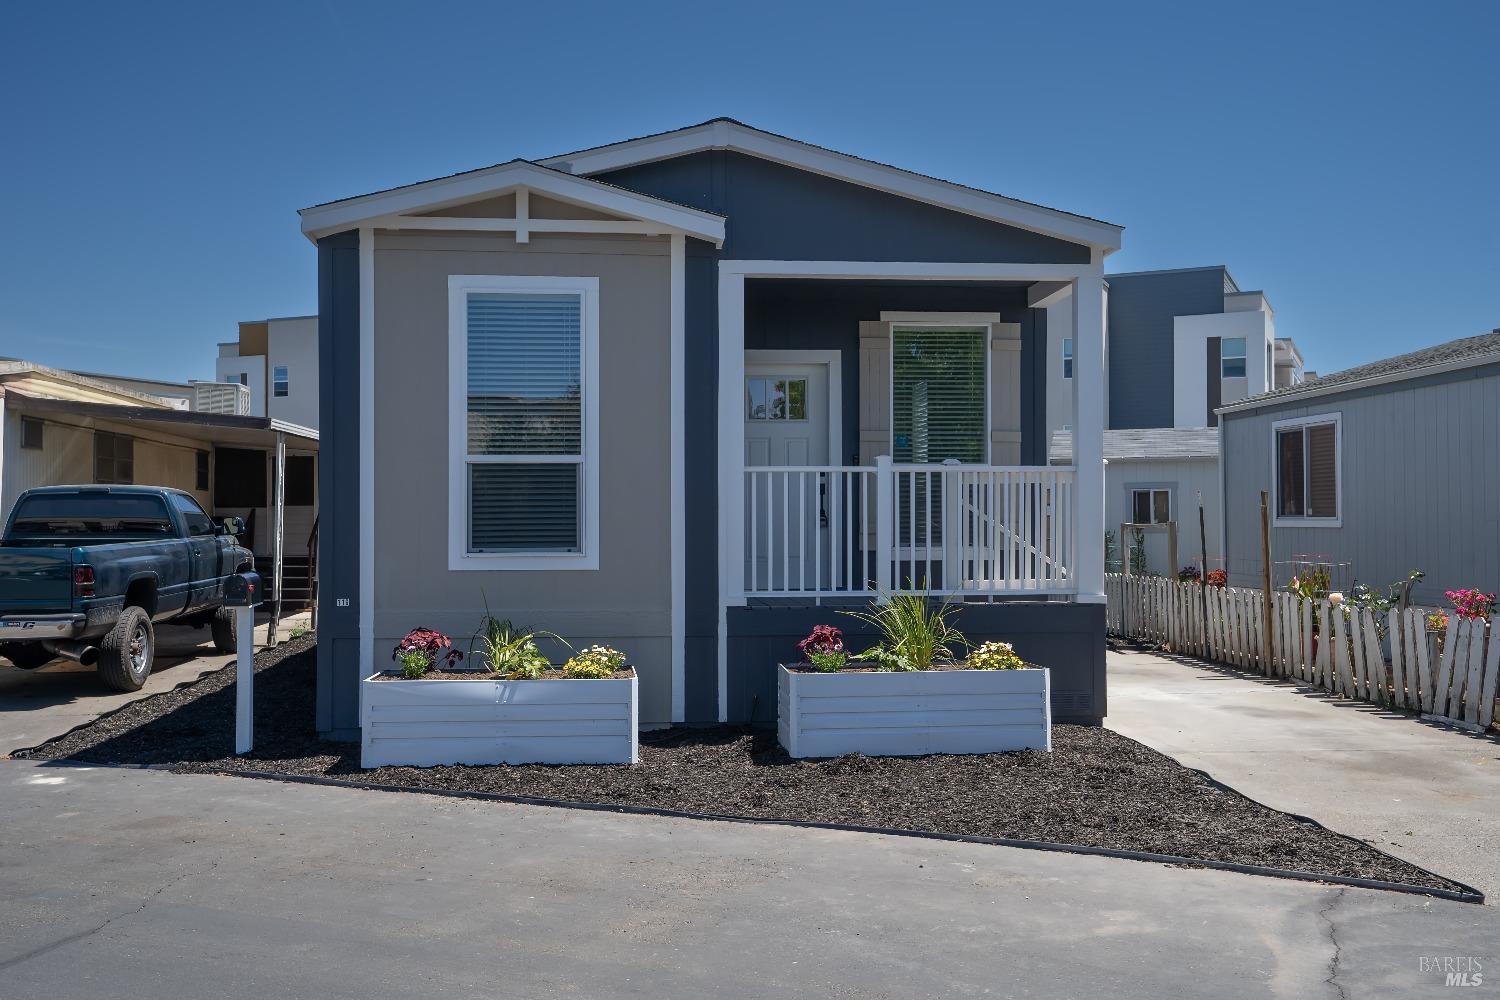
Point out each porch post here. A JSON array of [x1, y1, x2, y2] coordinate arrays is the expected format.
[[1071, 271, 1106, 602], [716, 267, 746, 722]]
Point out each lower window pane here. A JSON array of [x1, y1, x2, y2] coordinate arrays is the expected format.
[[470, 463, 580, 553]]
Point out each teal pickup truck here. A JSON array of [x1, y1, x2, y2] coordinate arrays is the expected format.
[[0, 486, 255, 690]]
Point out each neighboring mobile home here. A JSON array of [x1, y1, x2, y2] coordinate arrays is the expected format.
[[302, 119, 1121, 739], [1220, 330, 1500, 606]]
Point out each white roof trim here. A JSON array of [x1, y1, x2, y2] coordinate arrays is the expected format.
[[299, 160, 726, 244], [1217, 349, 1500, 417], [540, 120, 1122, 251]]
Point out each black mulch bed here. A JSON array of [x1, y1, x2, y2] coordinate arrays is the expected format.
[[14, 635, 1467, 894]]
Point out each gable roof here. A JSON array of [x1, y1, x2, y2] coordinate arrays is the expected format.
[[299, 159, 727, 244], [1048, 427, 1219, 464], [1219, 329, 1500, 415], [538, 118, 1122, 252]]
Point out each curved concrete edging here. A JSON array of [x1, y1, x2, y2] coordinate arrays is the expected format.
[[181, 763, 1483, 905]]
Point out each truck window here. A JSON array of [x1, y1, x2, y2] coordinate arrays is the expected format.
[[7, 494, 173, 540], [169, 493, 216, 536]]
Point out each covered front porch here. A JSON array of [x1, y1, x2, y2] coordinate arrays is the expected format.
[[719, 263, 1105, 606]]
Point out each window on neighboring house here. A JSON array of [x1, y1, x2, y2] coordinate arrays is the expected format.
[[195, 451, 210, 491], [891, 327, 987, 464], [20, 416, 43, 450], [273, 365, 289, 397], [1275, 415, 1340, 522], [222, 373, 248, 386], [1062, 338, 1073, 379], [1221, 337, 1247, 379], [1132, 488, 1171, 525], [451, 275, 598, 568], [94, 431, 134, 485]]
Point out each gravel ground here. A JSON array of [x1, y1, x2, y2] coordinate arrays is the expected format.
[[13, 635, 1467, 893]]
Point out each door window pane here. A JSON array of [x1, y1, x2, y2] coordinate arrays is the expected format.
[[746, 378, 768, 419]]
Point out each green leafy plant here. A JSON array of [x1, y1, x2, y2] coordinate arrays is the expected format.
[[1348, 570, 1424, 641], [396, 648, 430, 679], [288, 624, 309, 640], [470, 605, 563, 679], [854, 645, 909, 672], [807, 648, 847, 672], [562, 644, 627, 679], [1128, 528, 1148, 576], [841, 586, 965, 672], [967, 640, 1024, 671]]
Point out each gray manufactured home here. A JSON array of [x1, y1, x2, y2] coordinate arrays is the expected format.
[[1220, 330, 1500, 606], [302, 119, 1120, 739]]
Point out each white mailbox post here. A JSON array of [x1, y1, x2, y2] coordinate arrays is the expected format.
[[225, 571, 265, 755]]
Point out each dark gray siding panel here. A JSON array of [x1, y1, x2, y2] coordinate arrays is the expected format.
[[1221, 362, 1500, 607], [1022, 306, 1048, 465], [683, 238, 720, 723], [316, 231, 361, 740], [597, 152, 1091, 265], [1105, 268, 1226, 429], [726, 602, 1105, 726], [1206, 337, 1221, 425]]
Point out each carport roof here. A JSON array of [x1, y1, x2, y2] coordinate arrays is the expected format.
[[1, 386, 318, 449]]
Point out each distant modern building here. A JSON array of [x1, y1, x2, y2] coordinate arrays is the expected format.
[[216, 315, 318, 428], [1047, 265, 1307, 575]]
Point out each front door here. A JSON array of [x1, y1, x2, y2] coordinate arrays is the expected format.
[[745, 360, 832, 592]]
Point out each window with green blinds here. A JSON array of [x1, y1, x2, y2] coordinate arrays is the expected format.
[[466, 292, 583, 553], [891, 327, 987, 463]]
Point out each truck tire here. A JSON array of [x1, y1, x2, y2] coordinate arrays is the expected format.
[[98, 607, 154, 692], [1, 644, 54, 670], [211, 607, 237, 653]]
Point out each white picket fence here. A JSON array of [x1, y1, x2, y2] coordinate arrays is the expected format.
[[1106, 574, 1500, 731]]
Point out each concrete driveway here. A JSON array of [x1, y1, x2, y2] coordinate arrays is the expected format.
[[0, 611, 310, 755], [1, 758, 1495, 999], [1108, 646, 1500, 899]]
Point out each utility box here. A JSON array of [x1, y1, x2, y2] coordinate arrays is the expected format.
[[225, 571, 265, 608]]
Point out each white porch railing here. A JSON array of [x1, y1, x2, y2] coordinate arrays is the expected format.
[[742, 456, 1076, 598]]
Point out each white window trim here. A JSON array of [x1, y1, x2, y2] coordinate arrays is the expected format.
[[1270, 411, 1342, 528], [447, 274, 601, 570], [886, 321, 992, 464]]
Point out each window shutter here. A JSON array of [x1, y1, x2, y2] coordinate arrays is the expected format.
[[1306, 423, 1337, 517], [891, 327, 986, 463]]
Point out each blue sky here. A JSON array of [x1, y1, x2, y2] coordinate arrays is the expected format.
[[2, 1, 1495, 383]]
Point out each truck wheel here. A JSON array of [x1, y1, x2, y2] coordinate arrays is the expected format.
[[1, 644, 54, 670], [98, 607, 154, 692], [211, 607, 237, 653]]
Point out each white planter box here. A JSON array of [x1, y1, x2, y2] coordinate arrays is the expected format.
[[777, 665, 1050, 759], [360, 671, 638, 767]]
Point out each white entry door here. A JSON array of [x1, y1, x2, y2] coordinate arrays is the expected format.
[[745, 359, 833, 592]]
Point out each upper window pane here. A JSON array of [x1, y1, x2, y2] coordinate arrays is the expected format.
[[892, 327, 986, 463], [467, 293, 582, 455]]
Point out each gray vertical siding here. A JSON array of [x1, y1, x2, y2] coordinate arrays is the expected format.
[[315, 230, 361, 739], [1221, 362, 1500, 606], [1104, 267, 1228, 429]]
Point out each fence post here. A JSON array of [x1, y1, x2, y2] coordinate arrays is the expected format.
[[875, 454, 893, 597]]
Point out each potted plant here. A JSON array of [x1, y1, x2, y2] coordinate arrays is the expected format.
[[776, 593, 1051, 758], [360, 617, 637, 768]]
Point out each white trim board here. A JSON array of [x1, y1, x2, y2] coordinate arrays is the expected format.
[[358, 227, 375, 706], [445, 274, 602, 571], [301, 161, 726, 245], [743, 349, 844, 467], [540, 119, 1122, 251]]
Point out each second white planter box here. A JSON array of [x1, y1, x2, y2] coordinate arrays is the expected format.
[[778, 665, 1051, 758], [361, 671, 638, 768]]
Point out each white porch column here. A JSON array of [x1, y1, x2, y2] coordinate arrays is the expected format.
[[1070, 271, 1106, 602], [716, 267, 746, 722]]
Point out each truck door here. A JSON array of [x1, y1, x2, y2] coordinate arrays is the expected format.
[[169, 494, 221, 611]]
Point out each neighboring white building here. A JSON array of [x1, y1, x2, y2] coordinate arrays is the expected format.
[[1171, 289, 1278, 428], [216, 315, 318, 428]]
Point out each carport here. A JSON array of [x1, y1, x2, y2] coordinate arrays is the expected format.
[[0, 388, 318, 642]]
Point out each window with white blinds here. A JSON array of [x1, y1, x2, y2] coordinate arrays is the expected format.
[[449, 276, 599, 568], [891, 326, 987, 463], [1273, 413, 1341, 525]]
